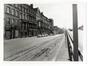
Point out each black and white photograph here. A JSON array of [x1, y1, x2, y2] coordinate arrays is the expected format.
[[0, 0, 87, 64]]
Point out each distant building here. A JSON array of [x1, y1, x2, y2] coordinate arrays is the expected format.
[[34, 8, 54, 35], [4, 4, 38, 39], [53, 26, 64, 34], [4, 4, 21, 39]]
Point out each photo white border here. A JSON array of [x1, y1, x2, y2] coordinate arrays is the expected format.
[[0, 0, 87, 66]]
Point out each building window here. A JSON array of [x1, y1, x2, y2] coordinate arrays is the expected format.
[[17, 11, 19, 17], [22, 13, 24, 19], [24, 8, 26, 13], [39, 22, 41, 27], [11, 4, 14, 6], [27, 15, 29, 20], [29, 9, 30, 13], [24, 14, 25, 19], [22, 7, 25, 12], [26, 9, 28, 13], [11, 19, 14, 24], [6, 7, 10, 13], [22, 24, 25, 30], [15, 10, 19, 17], [28, 15, 29, 20], [19, 13, 22, 19], [6, 18, 10, 25], [11, 9, 15, 15], [30, 17, 31, 21], [15, 4, 18, 8], [25, 14, 27, 20], [15, 10, 17, 16], [15, 19, 18, 25], [14, 4, 16, 7], [25, 8, 26, 13], [29, 16, 30, 20], [21, 13, 22, 19], [24, 14, 26, 19], [18, 5, 21, 10]]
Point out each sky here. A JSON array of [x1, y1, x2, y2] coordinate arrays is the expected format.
[[29, 0, 86, 29], [33, 3, 73, 29], [1, 0, 86, 29]]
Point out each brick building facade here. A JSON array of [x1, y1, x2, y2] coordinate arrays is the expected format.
[[34, 8, 54, 35], [4, 4, 54, 39]]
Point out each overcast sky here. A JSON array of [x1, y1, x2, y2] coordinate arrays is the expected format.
[[29, 0, 86, 29], [1, 0, 86, 29], [33, 3, 73, 29]]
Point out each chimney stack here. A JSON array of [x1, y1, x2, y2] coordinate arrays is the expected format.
[[41, 12, 43, 15], [30, 4, 33, 8]]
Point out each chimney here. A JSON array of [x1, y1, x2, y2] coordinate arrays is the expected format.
[[41, 12, 43, 15], [30, 4, 33, 8]]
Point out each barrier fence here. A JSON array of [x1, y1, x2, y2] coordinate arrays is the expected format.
[[65, 30, 83, 61]]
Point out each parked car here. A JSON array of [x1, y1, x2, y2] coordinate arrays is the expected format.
[[37, 34, 42, 37]]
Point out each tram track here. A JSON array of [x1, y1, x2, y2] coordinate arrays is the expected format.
[[4, 35, 62, 61]]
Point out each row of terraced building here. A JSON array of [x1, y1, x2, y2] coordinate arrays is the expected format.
[[4, 4, 54, 39]]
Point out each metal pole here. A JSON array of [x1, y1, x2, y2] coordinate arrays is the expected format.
[[73, 4, 78, 61]]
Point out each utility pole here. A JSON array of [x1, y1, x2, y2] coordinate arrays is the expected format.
[[73, 4, 78, 61]]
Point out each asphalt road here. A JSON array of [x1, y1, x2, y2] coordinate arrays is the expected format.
[[4, 34, 69, 61]]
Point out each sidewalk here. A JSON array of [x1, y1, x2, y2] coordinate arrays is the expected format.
[[4, 36, 37, 42], [52, 34, 69, 61]]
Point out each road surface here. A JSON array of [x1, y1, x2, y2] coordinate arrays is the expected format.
[[4, 33, 69, 61]]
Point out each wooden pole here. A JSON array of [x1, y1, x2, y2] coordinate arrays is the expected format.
[[73, 4, 78, 61]]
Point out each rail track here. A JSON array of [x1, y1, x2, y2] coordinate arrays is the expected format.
[[4, 35, 62, 61]]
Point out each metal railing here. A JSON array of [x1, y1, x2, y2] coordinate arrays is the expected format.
[[65, 30, 83, 61]]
